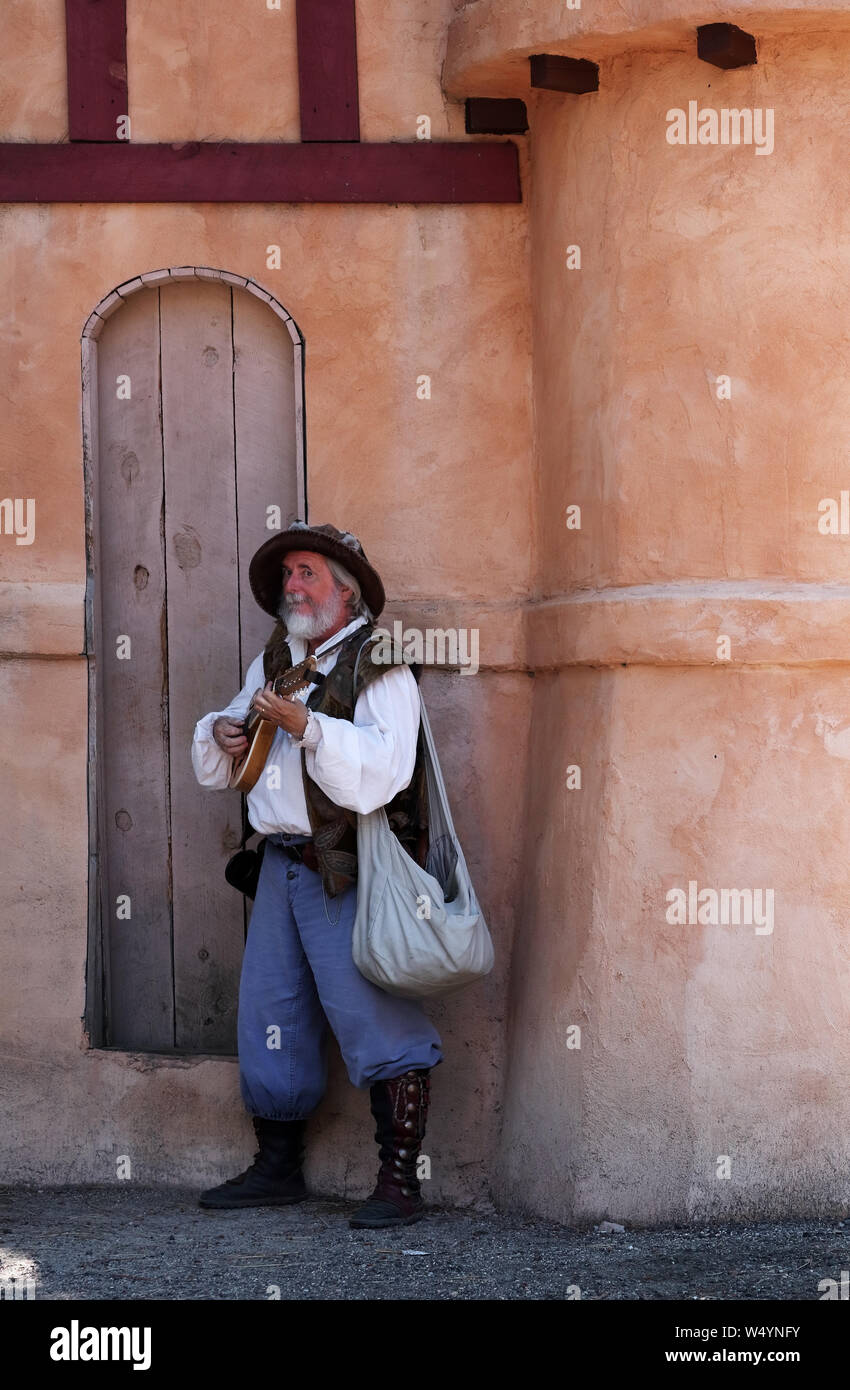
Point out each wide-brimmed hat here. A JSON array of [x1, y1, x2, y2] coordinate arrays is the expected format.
[[248, 520, 386, 619]]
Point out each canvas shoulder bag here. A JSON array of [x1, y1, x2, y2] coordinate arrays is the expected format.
[[351, 653, 495, 998]]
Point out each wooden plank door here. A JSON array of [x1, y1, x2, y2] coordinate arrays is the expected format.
[[96, 289, 173, 1051], [94, 276, 302, 1053]]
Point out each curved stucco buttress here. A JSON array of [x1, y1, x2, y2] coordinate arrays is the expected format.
[[445, 2, 850, 95], [492, 32, 850, 1222]]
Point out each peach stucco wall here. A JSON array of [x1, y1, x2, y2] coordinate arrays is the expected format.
[[5, 0, 850, 1225], [471, 17, 850, 1220], [0, 0, 532, 1206]]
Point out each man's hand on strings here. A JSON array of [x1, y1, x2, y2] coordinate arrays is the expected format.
[[252, 683, 309, 738]]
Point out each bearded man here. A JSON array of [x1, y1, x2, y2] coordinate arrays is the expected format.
[[191, 521, 443, 1228]]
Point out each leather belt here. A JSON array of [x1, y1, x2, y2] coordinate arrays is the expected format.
[[279, 840, 319, 873]]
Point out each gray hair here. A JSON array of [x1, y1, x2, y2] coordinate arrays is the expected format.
[[326, 556, 374, 622]]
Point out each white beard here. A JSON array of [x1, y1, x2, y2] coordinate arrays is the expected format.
[[278, 591, 346, 640]]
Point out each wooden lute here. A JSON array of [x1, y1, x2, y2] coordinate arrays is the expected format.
[[229, 655, 321, 792]]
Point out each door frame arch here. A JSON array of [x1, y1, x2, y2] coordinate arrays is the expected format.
[[81, 266, 306, 1049]]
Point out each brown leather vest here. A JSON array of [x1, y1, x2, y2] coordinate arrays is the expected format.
[[262, 620, 429, 898]]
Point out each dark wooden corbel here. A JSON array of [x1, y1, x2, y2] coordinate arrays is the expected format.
[[529, 54, 599, 94], [697, 23, 758, 69], [465, 99, 529, 134]]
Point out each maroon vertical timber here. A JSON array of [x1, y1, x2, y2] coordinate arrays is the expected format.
[[65, 0, 128, 141], [296, 0, 360, 142]]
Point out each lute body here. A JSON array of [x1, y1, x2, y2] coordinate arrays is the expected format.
[[228, 656, 320, 792]]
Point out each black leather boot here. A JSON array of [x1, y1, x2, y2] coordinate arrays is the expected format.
[[198, 1117, 308, 1209], [349, 1069, 431, 1229]]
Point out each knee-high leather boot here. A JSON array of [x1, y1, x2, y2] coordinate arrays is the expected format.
[[349, 1069, 431, 1229], [199, 1116, 308, 1209]]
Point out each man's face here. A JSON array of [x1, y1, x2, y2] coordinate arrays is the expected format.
[[278, 550, 352, 639]]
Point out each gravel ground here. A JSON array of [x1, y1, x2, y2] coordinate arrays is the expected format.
[[1, 1186, 848, 1300]]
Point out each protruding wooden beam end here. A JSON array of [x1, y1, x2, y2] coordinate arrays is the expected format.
[[529, 54, 599, 95], [697, 22, 758, 70], [465, 98, 529, 134]]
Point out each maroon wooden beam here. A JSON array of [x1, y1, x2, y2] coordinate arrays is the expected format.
[[697, 23, 758, 69], [65, 0, 128, 141], [0, 142, 521, 204], [295, 0, 359, 142]]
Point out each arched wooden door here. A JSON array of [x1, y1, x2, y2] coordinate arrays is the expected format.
[[85, 273, 304, 1053]]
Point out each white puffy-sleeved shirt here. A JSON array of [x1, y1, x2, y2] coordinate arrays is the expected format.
[[190, 615, 421, 836]]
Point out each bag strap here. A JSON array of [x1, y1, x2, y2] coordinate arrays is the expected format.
[[419, 701, 455, 841]]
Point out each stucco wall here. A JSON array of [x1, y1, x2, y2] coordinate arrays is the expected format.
[[492, 31, 850, 1221], [0, 0, 533, 1204]]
